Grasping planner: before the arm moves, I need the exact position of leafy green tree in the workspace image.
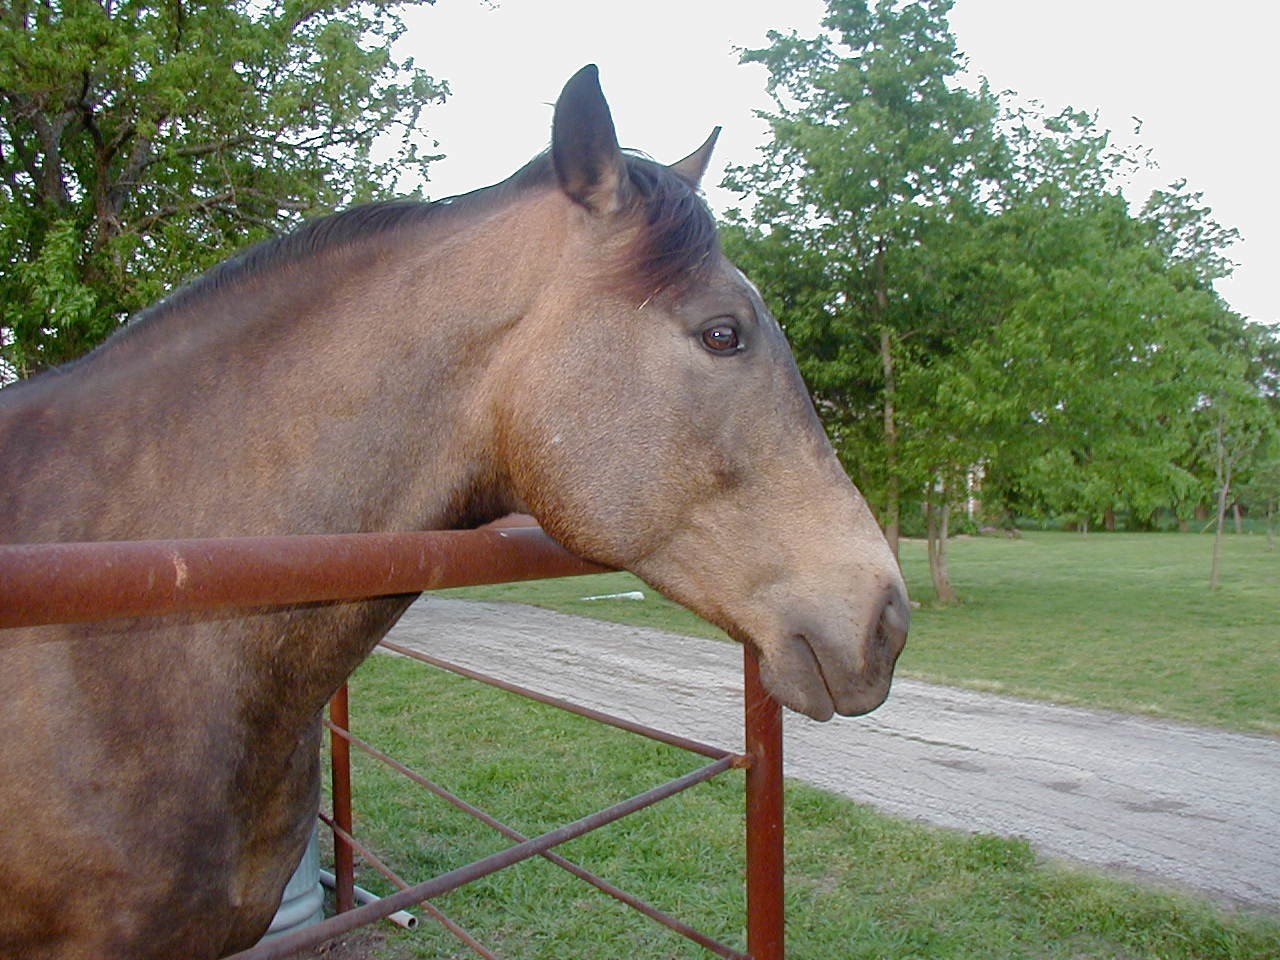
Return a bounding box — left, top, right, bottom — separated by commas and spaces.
726, 0, 1266, 605
1203, 389, 1272, 589
1187, 320, 1280, 584
723, 0, 1003, 566
945, 107, 1222, 529
1, 0, 445, 380
1235, 327, 1280, 549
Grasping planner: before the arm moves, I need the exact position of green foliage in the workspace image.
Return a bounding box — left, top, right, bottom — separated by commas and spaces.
0, 0, 446, 378
724, 0, 1003, 540
722, 0, 1279, 545
1142, 179, 1241, 288
1237, 432, 1280, 544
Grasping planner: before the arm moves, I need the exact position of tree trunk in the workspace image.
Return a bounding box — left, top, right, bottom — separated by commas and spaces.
1210, 482, 1229, 591
1104, 507, 1117, 532
870, 242, 900, 563
880, 327, 900, 561
1232, 501, 1243, 535
1267, 503, 1276, 551
926, 489, 958, 604
1210, 412, 1231, 591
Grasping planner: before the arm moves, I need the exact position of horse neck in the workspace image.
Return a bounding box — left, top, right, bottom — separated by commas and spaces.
1, 191, 572, 768
3, 191, 566, 544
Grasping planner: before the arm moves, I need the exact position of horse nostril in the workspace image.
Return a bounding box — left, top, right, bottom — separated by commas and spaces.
875, 584, 910, 658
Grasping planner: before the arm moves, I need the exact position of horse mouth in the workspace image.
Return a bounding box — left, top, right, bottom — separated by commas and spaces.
816, 632, 895, 719
754, 634, 888, 722
755, 593, 908, 721
808, 637, 842, 716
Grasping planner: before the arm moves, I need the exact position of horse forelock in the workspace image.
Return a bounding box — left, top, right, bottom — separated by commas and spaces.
618, 154, 719, 300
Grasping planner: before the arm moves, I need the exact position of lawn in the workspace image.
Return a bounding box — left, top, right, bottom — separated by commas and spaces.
313, 533, 1280, 957
895, 532, 1279, 733
438, 532, 1280, 734
323, 654, 1280, 960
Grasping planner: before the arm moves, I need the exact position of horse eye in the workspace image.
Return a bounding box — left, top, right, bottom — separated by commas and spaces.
701, 324, 740, 353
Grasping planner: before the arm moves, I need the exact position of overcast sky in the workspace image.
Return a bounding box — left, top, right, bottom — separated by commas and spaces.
395, 0, 1276, 326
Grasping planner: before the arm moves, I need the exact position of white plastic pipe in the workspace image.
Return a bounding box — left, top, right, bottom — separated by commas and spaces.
317, 870, 419, 930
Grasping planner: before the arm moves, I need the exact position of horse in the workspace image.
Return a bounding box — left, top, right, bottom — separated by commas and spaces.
0, 65, 909, 959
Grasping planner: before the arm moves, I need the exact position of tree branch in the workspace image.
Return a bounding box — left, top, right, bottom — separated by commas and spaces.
162, 134, 254, 161
29, 106, 75, 207
123, 186, 308, 236
0, 97, 44, 190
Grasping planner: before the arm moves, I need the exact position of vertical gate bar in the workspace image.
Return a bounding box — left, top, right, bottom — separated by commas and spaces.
329, 684, 356, 914
743, 645, 784, 960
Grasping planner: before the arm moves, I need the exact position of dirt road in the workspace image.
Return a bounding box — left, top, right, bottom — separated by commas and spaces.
386, 597, 1279, 913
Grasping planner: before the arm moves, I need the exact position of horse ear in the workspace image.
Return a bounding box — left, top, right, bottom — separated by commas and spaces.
552, 64, 628, 215
669, 127, 722, 187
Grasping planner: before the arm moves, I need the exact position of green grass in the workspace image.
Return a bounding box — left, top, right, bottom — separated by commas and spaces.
439, 532, 1280, 734
327, 654, 1280, 959
895, 533, 1279, 734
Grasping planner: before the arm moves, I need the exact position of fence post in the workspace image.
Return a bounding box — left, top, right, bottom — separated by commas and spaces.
329, 684, 356, 913
743, 646, 784, 960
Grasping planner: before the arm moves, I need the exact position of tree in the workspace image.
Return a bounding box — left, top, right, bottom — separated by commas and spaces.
1, 0, 445, 380
885, 103, 1257, 542
1234, 327, 1280, 549
1204, 390, 1271, 589
723, 0, 1003, 568
727, 0, 1265, 606
1191, 321, 1280, 586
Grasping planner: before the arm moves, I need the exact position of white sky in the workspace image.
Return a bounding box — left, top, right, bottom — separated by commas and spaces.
396, 0, 1277, 326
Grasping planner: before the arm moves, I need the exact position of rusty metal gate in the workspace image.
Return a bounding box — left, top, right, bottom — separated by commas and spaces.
0, 520, 785, 959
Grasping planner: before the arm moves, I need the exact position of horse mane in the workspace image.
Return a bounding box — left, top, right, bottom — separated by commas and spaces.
17, 149, 719, 385
128, 195, 484, 330
129, 150, 717, 321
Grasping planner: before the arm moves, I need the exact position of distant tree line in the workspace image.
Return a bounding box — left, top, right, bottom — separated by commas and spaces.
720, 0, 1280, 598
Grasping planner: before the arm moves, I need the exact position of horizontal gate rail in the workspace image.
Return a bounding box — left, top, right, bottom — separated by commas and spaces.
379, 638, 732, 760
0, 525, 608, 630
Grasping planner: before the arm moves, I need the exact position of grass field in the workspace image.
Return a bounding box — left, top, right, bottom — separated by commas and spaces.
438, 532, 1280, 734
319, 532, 1280, 958
326, 654, 1280, 959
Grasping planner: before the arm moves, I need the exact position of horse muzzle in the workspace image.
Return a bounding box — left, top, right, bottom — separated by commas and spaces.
758, 583, 910, 721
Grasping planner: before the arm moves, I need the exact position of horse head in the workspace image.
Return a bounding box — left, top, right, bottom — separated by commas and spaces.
493, 66, 909, 721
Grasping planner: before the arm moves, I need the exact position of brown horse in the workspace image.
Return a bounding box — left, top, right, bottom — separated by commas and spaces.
0, 66, 908, 958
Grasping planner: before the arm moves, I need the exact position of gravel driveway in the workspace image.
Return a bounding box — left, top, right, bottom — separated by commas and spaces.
385, 597, 1280, 913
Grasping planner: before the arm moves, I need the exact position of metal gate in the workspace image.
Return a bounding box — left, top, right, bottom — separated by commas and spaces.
0, 519, 785, 958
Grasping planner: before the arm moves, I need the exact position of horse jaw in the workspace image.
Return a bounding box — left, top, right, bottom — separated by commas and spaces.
631, 521, 910, 722
751, 582, 911, 721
